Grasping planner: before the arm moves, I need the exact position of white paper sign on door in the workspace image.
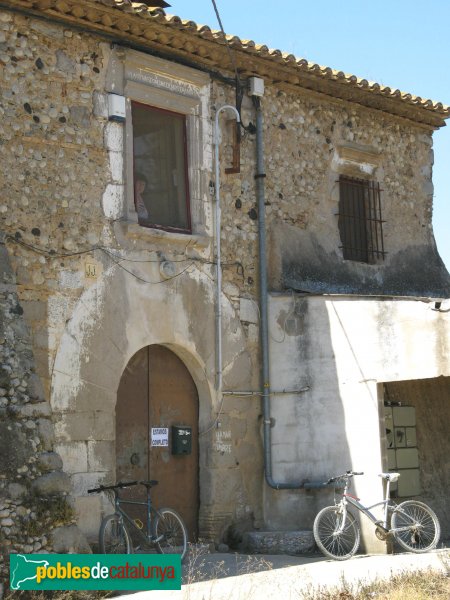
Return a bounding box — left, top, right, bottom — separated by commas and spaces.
151, 427, 169, 447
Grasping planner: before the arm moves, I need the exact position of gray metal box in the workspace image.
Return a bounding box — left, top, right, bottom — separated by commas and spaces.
392, 406, 416, 427
396, 447, 419, 469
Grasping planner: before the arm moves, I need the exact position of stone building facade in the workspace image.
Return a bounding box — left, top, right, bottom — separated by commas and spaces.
1, 0, 450, 571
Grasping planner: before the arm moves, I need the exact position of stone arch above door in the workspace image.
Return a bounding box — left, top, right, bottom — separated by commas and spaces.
49, 264, 249, 540
116, 344, 200, 540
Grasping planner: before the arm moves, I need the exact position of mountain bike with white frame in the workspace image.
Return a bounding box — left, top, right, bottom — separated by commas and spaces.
313, 471, 440, 560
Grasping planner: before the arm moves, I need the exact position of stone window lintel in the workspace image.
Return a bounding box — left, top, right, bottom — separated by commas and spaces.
105, 47, 211, 249
333, 143, 381, 178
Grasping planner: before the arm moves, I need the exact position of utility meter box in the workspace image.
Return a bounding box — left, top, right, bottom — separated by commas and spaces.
396, 448, 419, 469
248, 76, 265, 97
392, 406, 415, 427
171, 425, 192, 455
384, 404, 420, 497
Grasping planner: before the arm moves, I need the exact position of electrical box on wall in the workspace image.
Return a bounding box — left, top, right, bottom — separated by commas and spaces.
384, 405, 421, 497
108, 93, 126, 122
248, 76, 265, 97
171, 425, 192, 455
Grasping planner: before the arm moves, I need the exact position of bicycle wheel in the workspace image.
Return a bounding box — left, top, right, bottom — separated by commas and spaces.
153, 508, 188, 562
391, 500, 440, 553
313, 506, 360, 560
99, 514, 133, 554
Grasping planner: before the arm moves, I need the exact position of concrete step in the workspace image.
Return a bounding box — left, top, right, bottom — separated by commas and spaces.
241, 530, 315, 555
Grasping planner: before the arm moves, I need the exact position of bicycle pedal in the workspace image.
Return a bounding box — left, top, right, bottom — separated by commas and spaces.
134, 518, 144, 529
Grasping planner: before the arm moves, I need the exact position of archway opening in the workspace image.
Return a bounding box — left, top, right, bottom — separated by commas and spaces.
116, 344, 199, 540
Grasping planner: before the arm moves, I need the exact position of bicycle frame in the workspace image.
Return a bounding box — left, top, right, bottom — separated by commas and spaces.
335, 476, 395, 533
340, 495, 391, 531
314, 472, 440, 560
113, 487, 164, 546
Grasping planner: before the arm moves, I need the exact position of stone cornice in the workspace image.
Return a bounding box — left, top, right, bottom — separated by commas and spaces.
1, 0, 448, 129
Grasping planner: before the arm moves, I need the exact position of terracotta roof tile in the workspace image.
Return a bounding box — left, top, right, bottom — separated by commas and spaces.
6, 0, 448, 123
147, 7, 449, 120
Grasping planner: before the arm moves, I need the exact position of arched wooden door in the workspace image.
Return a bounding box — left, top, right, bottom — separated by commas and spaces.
116, 345, 199, 540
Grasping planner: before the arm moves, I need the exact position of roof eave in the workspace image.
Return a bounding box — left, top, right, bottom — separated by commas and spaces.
1, 0, 448, 128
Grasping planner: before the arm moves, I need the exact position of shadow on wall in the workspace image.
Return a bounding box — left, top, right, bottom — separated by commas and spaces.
269, 221, 450, 298
265, 294, 353, 532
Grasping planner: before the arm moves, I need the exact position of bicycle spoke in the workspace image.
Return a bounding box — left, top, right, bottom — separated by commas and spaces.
100, 514, 132, 554
153, 508, 188, 561
391, 501, 440, 553
314, 506, 360, 560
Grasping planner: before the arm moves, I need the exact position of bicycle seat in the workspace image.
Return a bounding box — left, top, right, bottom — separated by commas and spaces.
139, 480, 159, 488
379, 472, 400, 483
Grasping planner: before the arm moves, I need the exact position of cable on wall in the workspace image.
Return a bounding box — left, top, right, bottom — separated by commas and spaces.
210, 0, 254, 135
1, 234, 245, 286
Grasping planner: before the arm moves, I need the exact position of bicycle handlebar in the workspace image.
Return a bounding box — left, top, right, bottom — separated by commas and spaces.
88, 481, 138, 494
87, 480, 159, 494
326, 471, 364, 484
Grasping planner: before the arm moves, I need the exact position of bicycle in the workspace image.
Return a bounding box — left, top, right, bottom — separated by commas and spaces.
88, 480, 188, 562
313, 471, 440, 560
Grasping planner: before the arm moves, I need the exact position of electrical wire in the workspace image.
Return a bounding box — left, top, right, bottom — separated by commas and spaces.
199, 385, 311, 436
7, 233, 196, 285
103, 249, 195, 285
270, 288, 296, 344
6, 234, 101, 258
211, 0, 239, 78
210, 0, 254, 135
2, 234, 245, 285
4, 233, 242, 267
199, 393, 225, 436
101, 246, 242, 270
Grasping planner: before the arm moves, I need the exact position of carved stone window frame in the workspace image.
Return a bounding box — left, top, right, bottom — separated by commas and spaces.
329, 142, 386, 264
106, 47, 210, 245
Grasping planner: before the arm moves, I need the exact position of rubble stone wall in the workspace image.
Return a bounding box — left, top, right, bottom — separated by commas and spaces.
0, 8, 262, 549
215, 82, 441, 297
0, 240, 90, 582
0, 8, 115, 567
0, 3, 445, 561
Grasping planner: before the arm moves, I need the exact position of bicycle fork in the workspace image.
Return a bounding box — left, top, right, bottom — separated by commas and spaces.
334, 502, 348, 534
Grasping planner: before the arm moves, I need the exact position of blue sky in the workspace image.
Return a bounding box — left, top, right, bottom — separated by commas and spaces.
172, 0, 450, 270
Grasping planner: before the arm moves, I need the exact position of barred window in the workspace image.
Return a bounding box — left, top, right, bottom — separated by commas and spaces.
338, 176, 385, 263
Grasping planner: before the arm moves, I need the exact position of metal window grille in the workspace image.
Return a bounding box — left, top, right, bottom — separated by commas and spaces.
338, 176, 386, 263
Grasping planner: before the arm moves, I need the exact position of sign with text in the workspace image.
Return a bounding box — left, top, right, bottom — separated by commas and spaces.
10, 554, 181, 591
151, 427, 169, 447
